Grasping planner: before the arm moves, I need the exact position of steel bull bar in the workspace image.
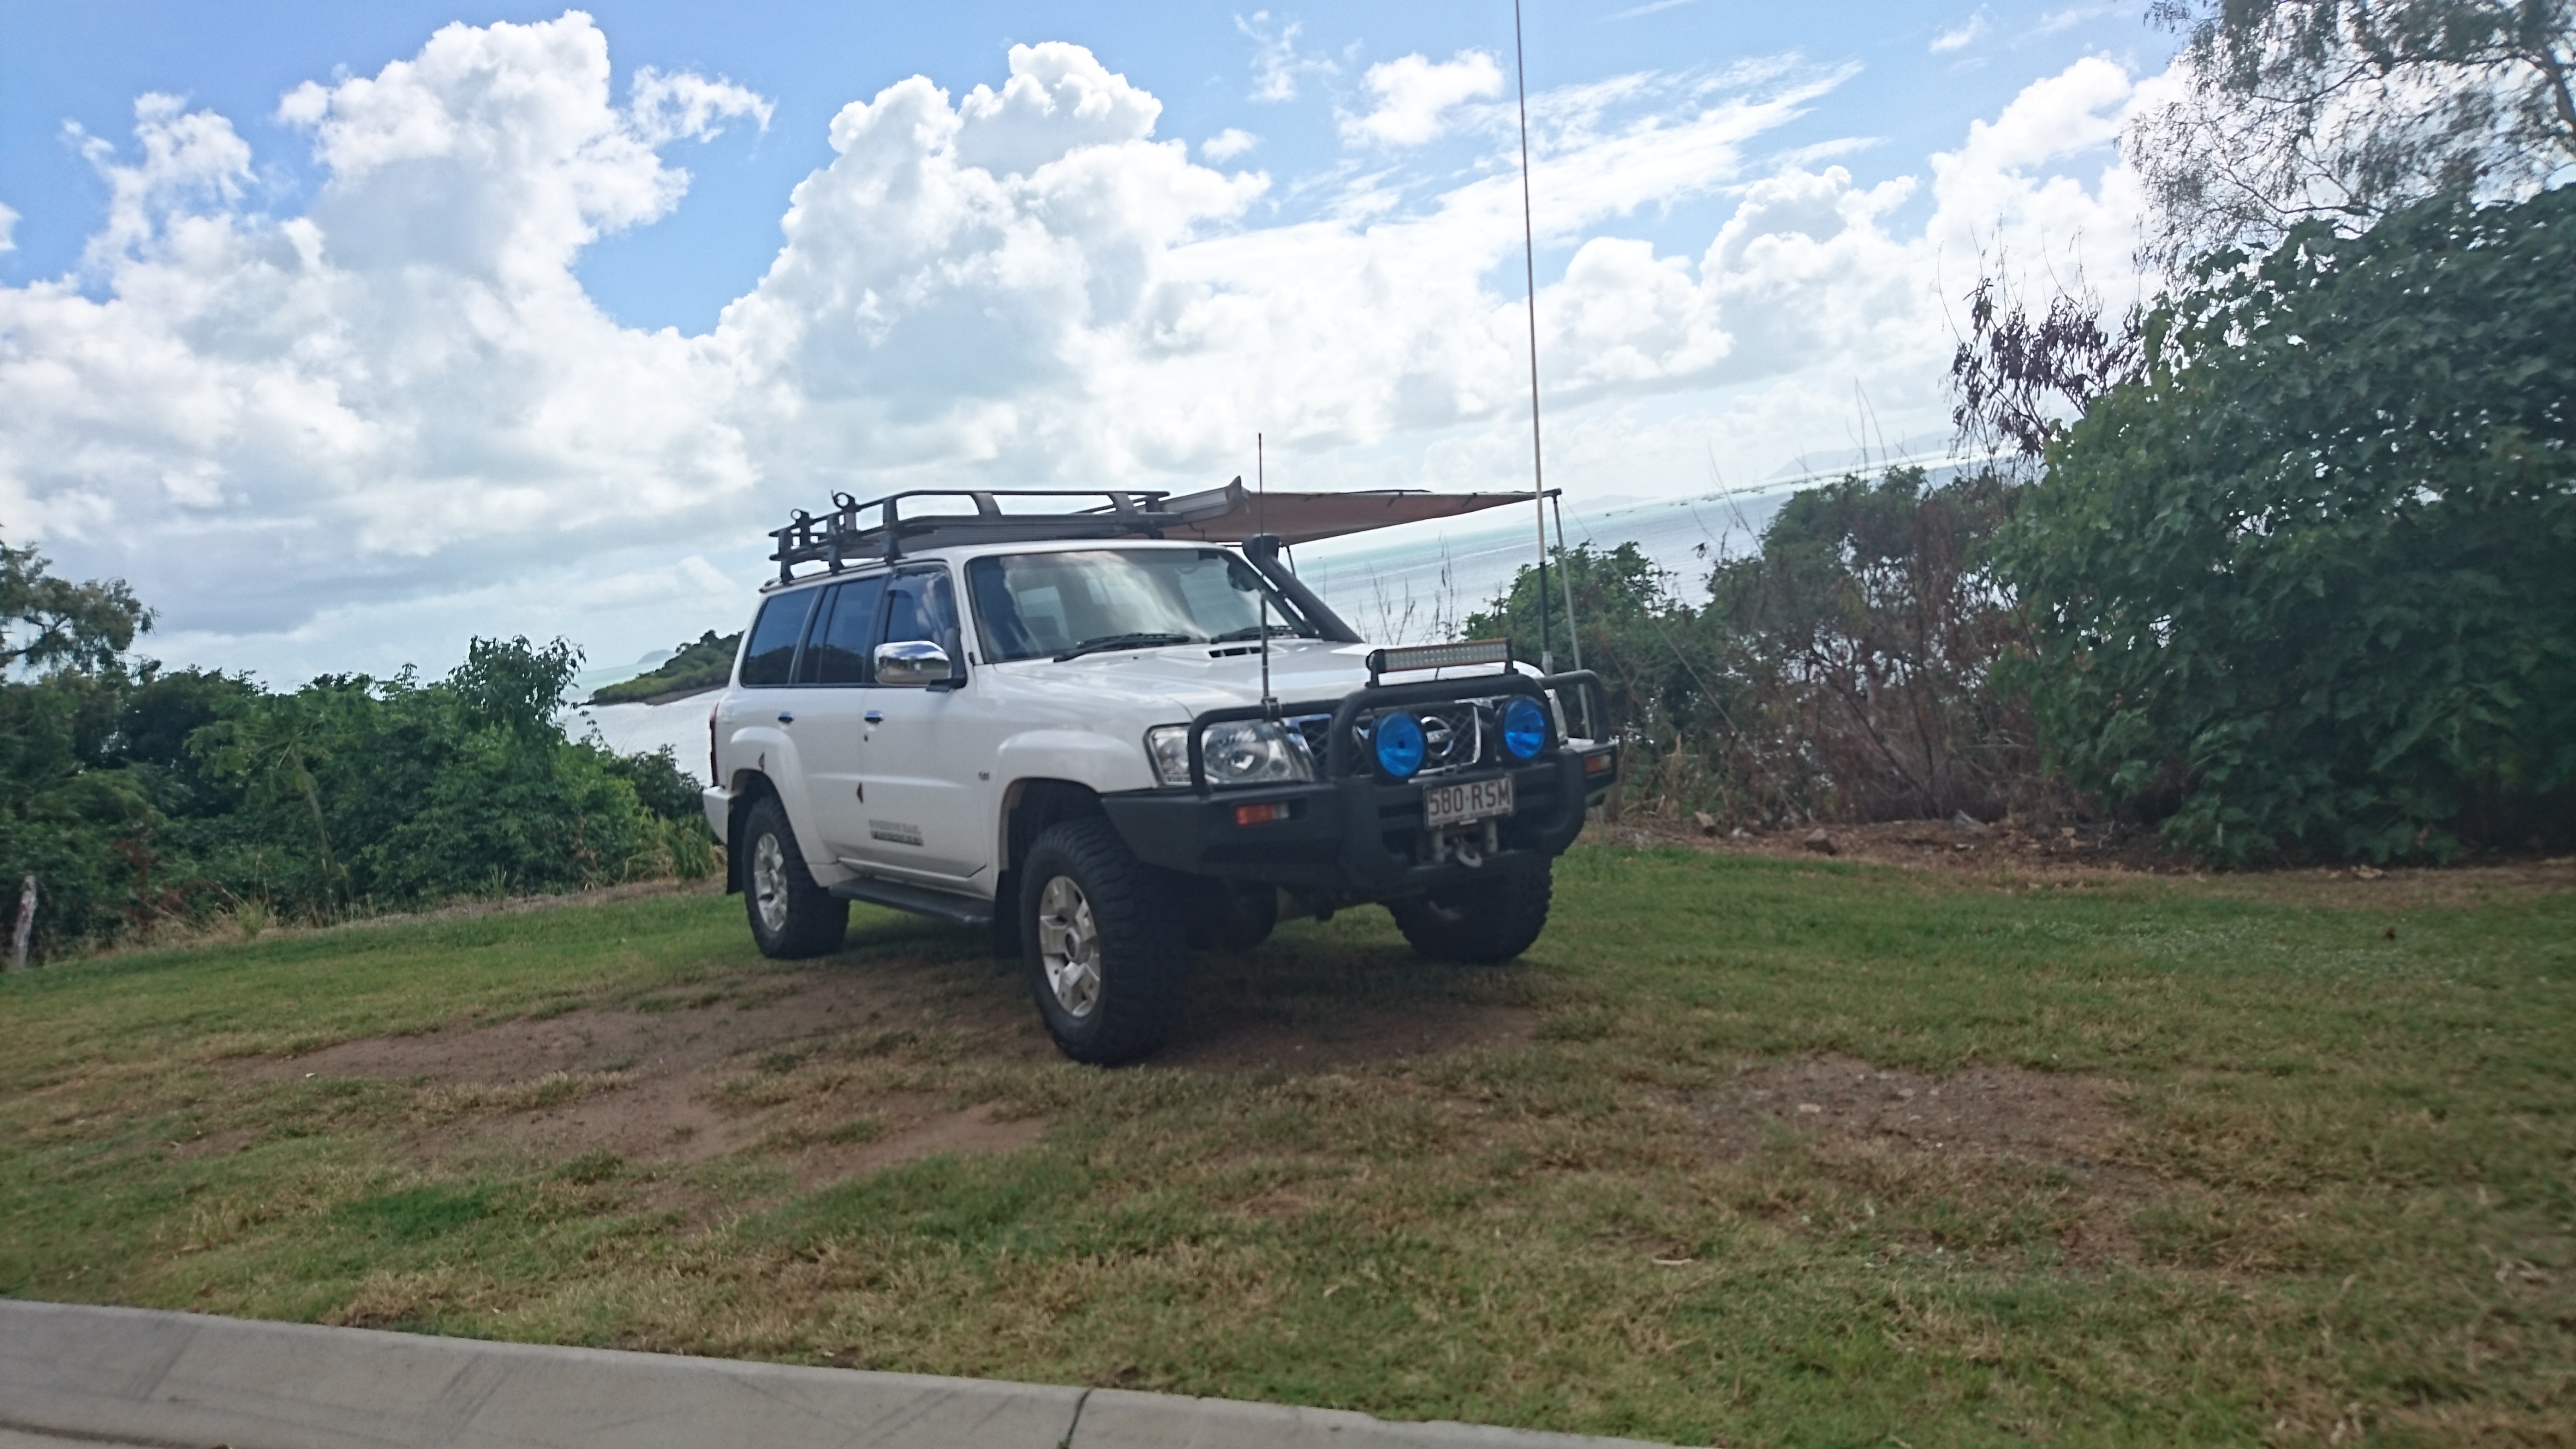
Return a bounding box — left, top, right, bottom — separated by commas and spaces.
1099, 669, 1618, 900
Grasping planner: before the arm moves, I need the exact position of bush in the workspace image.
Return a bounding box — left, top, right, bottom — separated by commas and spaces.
1, 537, 713, 960
2007, 189, 2576, 862
1468, 468, 2035, 827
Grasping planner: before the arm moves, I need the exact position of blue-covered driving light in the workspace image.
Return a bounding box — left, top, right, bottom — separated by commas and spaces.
1372, 712, 1427, 780
1500, 696, 1549, 760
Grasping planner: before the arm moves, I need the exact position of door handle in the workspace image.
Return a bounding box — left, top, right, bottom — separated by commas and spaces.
776, 711, 794, 724
864, 710, 883, 724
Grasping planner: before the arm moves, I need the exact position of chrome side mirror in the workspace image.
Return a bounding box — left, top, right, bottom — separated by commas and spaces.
873, 639, 953, 687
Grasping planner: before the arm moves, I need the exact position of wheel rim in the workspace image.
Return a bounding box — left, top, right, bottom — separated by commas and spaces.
751, 830, 791, 934
1035, 874, 1102, 1019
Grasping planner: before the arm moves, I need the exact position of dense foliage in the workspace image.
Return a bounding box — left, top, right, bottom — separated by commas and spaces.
2007, 188, 2576, 862
1469, 467, 2033, 828
586, 630, 742, 706
1, 546, 714, 961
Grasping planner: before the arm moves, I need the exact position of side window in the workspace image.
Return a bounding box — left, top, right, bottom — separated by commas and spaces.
738, 589, 818, 688
883, 570, 958, 650
798, 575, 887, 684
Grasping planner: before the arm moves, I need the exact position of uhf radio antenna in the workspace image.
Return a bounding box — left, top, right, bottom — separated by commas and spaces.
1258, 431, 1275, 717
1513, 0, 1552, 673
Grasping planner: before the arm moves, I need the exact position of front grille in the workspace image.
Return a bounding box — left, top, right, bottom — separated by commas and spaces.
1276, 694, 1548, 779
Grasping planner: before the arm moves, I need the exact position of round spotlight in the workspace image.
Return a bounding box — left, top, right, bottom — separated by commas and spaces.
1500, 696, 1549, 760
1372, 712, 1427, 780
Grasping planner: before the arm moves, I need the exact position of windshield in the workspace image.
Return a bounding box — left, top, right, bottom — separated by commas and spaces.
966, 549, 1318, 663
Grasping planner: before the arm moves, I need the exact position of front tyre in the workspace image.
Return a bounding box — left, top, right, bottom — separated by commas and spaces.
741, 795, 847, 959
1020, 818, 1185, 1065
1387, 864, 1552, 964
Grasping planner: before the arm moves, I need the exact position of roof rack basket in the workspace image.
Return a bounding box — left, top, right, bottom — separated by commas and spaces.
764, 480, 1540, 586
768, 488, 1186, 583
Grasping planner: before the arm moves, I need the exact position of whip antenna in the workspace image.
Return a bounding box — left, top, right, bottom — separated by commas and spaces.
1258, 431, 1275, 717
1513, 0, 1552, 673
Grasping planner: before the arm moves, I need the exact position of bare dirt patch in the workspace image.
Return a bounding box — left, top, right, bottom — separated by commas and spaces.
248, 965, 1051, 1186
244, 945, 1528, 1190
1699, 1054, 2127, 1163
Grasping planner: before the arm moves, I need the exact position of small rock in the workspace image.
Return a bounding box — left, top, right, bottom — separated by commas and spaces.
2355, 865, 2385, 880
1795, 1102, 1823, 1114
2059, 826, 2078, 840
1692, 810, 1717, 836
1731, 826, 1751, 840
1803, 829, 1837, 855
1951, 809, 1989, 833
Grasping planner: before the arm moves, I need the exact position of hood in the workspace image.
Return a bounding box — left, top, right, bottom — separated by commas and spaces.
980, 639, 1528, 718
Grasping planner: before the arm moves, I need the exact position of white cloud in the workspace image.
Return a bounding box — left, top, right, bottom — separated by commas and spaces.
1931, 13, 1988, 52
1342, 50, 1507, 148
1201, 127, 1258, 162
1237, 12, 1330, 103
0, 15, 2164, 679
0, 202, 17, 253
628, 65, 772, 146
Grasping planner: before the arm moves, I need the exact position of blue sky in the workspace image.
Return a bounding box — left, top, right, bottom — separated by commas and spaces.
0, 1, 2176, 682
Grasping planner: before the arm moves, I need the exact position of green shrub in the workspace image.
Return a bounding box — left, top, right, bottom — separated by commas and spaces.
2006, 189, 2576, 862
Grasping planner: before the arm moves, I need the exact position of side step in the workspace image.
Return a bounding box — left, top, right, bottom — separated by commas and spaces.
830, 875, 994, 928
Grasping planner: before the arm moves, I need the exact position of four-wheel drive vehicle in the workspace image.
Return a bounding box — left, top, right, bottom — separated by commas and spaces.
703, 485, 1617, 1063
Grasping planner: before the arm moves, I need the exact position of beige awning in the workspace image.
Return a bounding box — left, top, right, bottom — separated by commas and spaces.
1149, 478, 1536, 545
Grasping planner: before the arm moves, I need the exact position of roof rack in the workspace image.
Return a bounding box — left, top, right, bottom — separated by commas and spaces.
767, 480, 1540, 585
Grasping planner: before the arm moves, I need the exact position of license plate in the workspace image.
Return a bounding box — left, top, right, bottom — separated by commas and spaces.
1424, 775, 1514, 829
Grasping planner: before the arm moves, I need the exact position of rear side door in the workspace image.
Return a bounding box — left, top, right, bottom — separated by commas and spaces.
788, 573, 888, 860
720, 587, 826, 863
851, 567, 991, 883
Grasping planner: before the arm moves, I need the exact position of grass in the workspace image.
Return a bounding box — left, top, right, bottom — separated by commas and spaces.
1, 848, 2571, 1446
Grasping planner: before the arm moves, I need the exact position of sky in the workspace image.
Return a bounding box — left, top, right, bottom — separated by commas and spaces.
0, 1, 2180, 684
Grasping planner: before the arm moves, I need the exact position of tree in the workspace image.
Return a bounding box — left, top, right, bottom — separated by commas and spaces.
2006, 189, 2576, 862
2131, 0, 2576, 274
1, 536, 150, 675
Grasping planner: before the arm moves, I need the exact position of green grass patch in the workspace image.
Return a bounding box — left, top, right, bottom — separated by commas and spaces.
1, 853, 2570, 1446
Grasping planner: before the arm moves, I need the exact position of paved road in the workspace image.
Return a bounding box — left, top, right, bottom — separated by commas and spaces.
3, 1299, 1666, 1449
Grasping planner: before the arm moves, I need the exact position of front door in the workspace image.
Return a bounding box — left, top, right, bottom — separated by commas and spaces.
852, 567, 990, 883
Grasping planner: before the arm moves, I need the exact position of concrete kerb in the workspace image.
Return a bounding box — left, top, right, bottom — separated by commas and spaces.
0, 1300, 1668, 1449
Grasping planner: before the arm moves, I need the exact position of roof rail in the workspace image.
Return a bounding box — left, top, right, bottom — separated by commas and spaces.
765, 480, 1539, 585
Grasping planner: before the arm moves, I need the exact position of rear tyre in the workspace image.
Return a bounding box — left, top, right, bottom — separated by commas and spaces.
741, 795, 847, 959
1185, 879, 1279, 952
1388, 864, 1552, 964
1020, 818, 1185, 1065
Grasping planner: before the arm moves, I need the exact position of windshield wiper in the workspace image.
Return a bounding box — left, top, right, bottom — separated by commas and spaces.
1054, 631, 1195, 662
1210, 623, 1307, 643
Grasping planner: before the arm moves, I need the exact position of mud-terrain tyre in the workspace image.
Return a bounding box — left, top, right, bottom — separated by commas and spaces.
1388, 864, 1552, 964
741, 795, 847, 959
1185, 878, 1278, 952
1020, 818, 1186, 1064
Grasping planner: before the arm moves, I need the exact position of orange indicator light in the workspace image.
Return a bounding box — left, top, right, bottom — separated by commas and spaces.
1234, 802, 1286, 826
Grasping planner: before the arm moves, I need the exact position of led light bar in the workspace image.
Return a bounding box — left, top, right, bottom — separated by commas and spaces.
1364, 639, 1513, 678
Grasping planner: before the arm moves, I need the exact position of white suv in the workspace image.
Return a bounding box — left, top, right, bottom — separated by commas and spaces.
703, 488, 1617, 1063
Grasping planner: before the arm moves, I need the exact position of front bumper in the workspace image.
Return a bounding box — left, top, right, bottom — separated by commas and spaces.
1099, 741, 1616, 901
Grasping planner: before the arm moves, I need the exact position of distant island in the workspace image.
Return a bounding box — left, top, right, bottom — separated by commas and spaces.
586, 630, 741, 706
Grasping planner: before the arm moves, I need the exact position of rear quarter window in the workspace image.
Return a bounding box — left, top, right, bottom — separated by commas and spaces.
739, 589, 818, 687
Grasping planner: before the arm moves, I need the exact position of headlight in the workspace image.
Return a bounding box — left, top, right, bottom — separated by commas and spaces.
1147, 720, 1314, 787
1500, 696, 1549, 759
1204, 719, 1313, 785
